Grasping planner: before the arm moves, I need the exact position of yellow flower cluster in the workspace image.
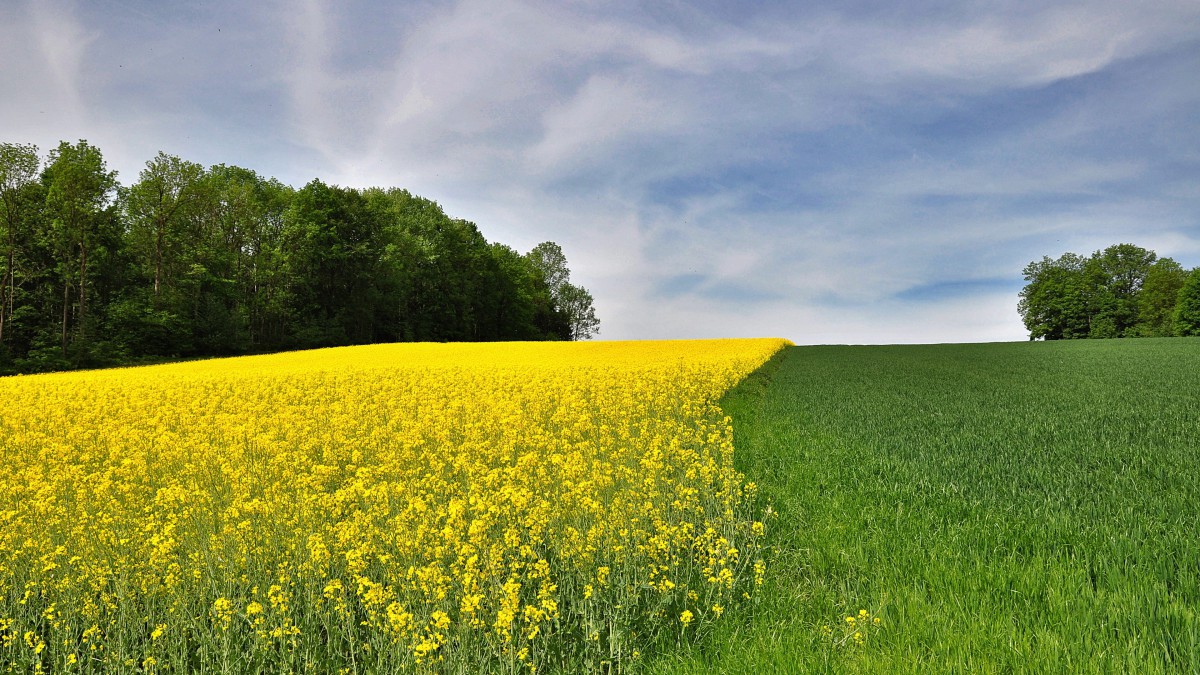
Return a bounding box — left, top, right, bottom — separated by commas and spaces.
0, 338, 788, 672
820, 608, 885, 650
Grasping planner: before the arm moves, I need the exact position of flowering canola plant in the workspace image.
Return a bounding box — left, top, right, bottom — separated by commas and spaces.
0, 338, 789, 672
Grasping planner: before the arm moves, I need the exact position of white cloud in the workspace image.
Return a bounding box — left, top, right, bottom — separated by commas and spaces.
2, 0, 1197, 343
599, 287, 1027, 345
0, 0, 94, 145
527, 74, 684, 172
29, 0, 93, 125
829, 1, 1200, 89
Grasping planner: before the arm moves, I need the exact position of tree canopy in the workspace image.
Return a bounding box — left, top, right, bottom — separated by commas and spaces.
1175, 268, 1200, 336
1018, 243, 1198, 340
526, 241, 600, 340
0, 140, 599, 373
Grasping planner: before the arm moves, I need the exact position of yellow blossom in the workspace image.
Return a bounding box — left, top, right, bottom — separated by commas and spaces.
0, 338, 788, 670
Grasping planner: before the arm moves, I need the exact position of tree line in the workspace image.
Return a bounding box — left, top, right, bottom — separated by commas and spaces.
0, 140, 599, 373
1018, 243, 1200, 340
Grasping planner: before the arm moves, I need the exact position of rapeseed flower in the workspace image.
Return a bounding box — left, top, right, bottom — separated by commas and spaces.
0, 338, 788, 671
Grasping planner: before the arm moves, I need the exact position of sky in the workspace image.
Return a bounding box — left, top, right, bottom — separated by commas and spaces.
2, 0, 1198, 344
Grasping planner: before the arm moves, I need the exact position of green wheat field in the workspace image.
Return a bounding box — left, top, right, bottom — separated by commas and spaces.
652, 338, 1200, 674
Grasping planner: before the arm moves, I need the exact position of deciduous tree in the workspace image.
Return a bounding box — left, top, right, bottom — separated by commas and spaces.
124, 152, 207, 301
1086, 243, 1156, 338
1018, 253, 1092, 340
0, 138, 597, 372
43, 140, 117, 353
526, 241, 600, 340
0, 143, 39, 346
1135, 258, 1187, 337
1175, 268, 1200, 336
559, 282, 600, 340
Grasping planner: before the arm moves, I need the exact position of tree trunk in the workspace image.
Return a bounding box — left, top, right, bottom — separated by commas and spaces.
154, 217, 164, 301
61, 279, 69, 354
0, 233, 14, 345
0, 253, 9, 346
5, 268, 10, 344
78, 241, 87, 344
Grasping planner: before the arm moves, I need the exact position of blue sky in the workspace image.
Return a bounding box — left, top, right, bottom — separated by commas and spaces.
2, 0, 1198, 343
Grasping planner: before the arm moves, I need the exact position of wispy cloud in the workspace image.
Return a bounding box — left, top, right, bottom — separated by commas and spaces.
2, 0, 1198, 343
0, 0, 94, 142
29, 0, 93, 126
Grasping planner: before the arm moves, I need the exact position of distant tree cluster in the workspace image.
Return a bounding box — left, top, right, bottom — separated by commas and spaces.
1019, 243, 1200, 340
0, 140, 599, 373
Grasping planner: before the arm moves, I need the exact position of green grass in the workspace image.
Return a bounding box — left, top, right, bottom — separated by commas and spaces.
649, 338, 1200, 673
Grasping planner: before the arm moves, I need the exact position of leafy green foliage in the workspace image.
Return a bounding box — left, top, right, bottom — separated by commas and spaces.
650, 339, 1200, 673
1175, 268, 1200, 336
42, 140, 119, 353
558, 282, 600, 341
1019, 243, 1195, 340
1018, 252, 1092, 339
0, 140, 600, 373
526, 241, 598, 341
1086, 242, 1157, 335
1137, 258, 1188, 336
0, 142, 42, 352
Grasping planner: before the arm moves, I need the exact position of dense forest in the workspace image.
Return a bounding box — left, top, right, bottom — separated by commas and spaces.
0, 140, 599, 374
1018, 243, 1200, 340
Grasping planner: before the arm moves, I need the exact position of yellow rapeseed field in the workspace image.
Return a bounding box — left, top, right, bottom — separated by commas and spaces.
0, 338, 789, 673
